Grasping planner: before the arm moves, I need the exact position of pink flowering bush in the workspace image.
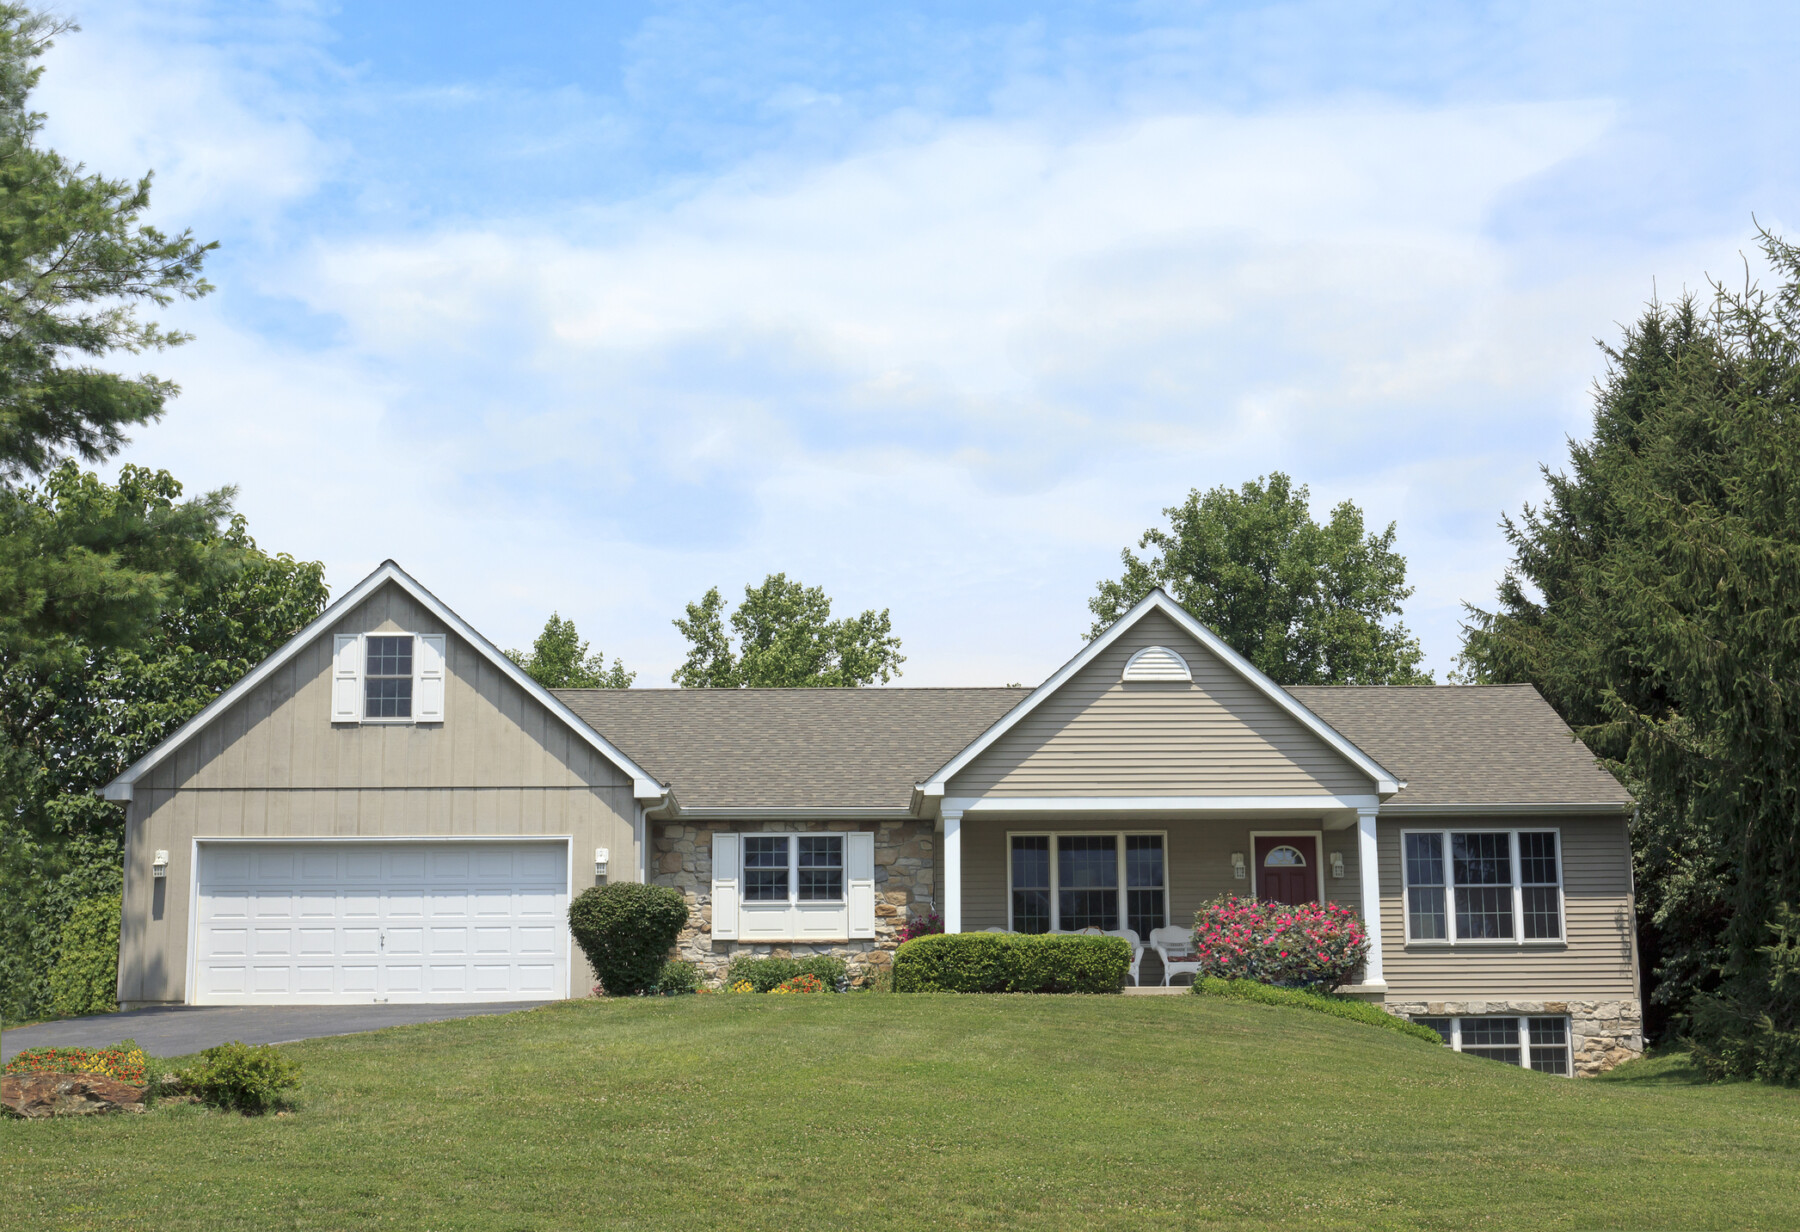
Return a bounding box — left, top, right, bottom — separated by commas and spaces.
1191, 896, 1369, 990
897, 912, 944, 943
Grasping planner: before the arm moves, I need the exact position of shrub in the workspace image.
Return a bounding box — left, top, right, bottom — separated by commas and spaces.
770, 973, 828, 994
1191, 896, 1369, 990
4, 1039, 148, 1085
897, 912, 943, 943
568, 882, 691, 996
1192, 977, 1446, 1044
725, 954, 848, 992
892, 933, 1130, 994
179, 1041, 301, 1113
46, 893, 120, 1018
654, 959, 702, 996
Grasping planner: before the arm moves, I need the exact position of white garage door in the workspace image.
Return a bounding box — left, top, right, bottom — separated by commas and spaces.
194, 841, 570, 1005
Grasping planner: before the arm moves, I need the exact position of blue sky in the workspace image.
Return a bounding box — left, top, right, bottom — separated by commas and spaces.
43, 1, 1800, 684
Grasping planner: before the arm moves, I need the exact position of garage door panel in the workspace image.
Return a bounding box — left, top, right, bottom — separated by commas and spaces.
195, 841, 568, 1005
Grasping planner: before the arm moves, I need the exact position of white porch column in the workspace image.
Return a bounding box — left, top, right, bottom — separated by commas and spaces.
942, 810, 963, 933
1356, 806, 1385, 989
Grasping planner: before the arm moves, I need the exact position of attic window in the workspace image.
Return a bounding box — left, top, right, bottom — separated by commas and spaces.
1121, 645, 1192, 682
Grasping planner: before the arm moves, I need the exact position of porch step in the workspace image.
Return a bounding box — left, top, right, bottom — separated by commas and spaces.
1124, 985, 1190, 996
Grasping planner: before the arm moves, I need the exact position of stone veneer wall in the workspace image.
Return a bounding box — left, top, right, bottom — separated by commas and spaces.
650, 819, 935, 986
1386, 998, 1644, 1076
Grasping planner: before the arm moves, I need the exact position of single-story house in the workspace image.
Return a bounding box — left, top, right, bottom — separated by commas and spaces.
105, 561, 1644, 1074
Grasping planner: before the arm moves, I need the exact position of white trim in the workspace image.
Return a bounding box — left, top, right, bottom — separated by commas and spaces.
943, 811, 963, 934
942, 794, 1379, 815
1399, 826, 1566, 946
1248, 830, 1326, 905
102, 560, 667, 804
1380, 802, 1632, 815
1003, 829, 1170, 935
184, 834, 575, 1005
919, 589, 1402, 796
672, 807, 913, 820
1356, 807, 1384, 988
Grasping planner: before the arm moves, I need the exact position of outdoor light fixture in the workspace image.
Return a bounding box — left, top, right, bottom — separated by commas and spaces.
152, 850, 169, 878
1330, 851, 1346, 879
595, 847, 609, 876
1230, 851, 1246, 880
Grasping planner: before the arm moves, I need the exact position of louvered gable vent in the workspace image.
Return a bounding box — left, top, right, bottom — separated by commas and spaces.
1121, 645, 1192, 682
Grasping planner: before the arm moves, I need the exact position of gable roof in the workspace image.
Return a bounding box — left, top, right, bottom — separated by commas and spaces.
556, 687, 1028, 813
102, 560, 666, 803
1290, 683, 1632, 810
917, 589, 1404, 797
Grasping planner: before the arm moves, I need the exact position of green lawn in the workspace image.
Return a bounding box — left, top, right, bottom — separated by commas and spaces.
6, 994, 1799, 1231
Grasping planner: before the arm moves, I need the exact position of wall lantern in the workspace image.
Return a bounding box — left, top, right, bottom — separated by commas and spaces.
1329, 851, 1346, 879
152, 850, 169, 879
1230, 852, 1246, 880
594, 847, 610, 876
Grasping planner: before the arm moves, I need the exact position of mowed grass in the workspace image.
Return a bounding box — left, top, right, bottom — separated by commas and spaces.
5, 995, 1799, 1231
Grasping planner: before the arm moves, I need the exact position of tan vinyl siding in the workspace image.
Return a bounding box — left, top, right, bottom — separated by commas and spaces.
117, 580, 638, 1005
1378, 815, 1638, 1000
960, 816, 1363, 932
946, 610, 1376, 798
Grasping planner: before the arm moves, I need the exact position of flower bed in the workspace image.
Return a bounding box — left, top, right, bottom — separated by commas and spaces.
1191, 896, 1369, 991
4, 1041, 149, 1086
769, 973, 829, 994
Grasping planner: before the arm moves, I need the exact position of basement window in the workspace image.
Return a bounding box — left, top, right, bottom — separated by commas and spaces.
1412, 1015, 1571, 1076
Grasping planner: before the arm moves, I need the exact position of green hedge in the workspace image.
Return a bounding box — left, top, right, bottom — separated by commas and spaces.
47, 893, 120, 1018
1191, 977, 1446, 1044
892, 933, 1130, 993
726, 955, 847, 992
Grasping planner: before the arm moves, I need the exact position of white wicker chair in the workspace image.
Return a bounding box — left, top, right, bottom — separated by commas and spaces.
1150, 925, 1201, 987
1105, 927, 1144, 985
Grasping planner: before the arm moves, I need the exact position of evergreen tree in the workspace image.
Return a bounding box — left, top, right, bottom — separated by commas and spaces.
1461, 228, 1800, 1080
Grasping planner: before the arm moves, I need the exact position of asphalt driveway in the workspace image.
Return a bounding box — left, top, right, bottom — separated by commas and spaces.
1, 1001, 552, 1063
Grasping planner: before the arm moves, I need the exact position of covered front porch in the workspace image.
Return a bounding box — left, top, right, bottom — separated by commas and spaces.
936, 801, 1387, 990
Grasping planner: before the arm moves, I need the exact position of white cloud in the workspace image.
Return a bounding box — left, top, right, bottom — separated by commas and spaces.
48, 7, 1763, 687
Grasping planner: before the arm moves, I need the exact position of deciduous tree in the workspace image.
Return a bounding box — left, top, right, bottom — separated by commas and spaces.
507, 613, 634, 689
673, 574, 903, 688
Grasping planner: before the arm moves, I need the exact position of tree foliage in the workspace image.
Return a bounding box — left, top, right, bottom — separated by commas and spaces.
672, 573, 904, 688
507, 613, 633, 689
1460, 228, 1800, 1080
1090, 473, 1430, 685
0, 7, 214, 481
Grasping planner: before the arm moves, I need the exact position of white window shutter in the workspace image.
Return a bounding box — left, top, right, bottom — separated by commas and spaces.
415, 634, 446, 722
331, 634, 362, 723
847, 830, 876, 939
712, 832, 740, 941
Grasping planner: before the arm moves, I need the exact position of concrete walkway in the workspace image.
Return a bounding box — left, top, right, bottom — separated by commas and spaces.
2, 1002, 551, 1063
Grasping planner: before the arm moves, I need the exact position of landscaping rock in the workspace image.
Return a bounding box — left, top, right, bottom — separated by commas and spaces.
2, 1072, 147, 1118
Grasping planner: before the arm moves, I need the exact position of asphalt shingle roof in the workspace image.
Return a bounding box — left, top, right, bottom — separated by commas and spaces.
555, 682, 1631, 812
554, 687, 1029, 810
1289, 683, 1632, 808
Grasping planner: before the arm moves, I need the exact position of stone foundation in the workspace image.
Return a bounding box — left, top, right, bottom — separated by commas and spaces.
1385, 998, 1644, 1076
650, 819, 935, 986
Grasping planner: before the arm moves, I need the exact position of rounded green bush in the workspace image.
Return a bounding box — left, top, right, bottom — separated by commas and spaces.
568, 882, 691, 996
180, 1040, 301, 1113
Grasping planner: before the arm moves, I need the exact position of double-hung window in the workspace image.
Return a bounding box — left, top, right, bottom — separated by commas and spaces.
364, 635, 414, 719
1008, 833, 1167, 936
1403, 829, 1563, 943
744, 835, 843, 903
331, 632, 446, 724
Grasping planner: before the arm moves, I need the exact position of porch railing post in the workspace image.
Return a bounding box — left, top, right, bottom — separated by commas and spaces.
1356, 806, 1385, 989
942, 809, 963, 933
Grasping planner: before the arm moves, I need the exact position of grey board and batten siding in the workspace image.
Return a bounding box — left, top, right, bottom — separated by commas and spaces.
119, 579, 639, 1005
958, 817, 1361, 931
1376, 815, 1638, 1000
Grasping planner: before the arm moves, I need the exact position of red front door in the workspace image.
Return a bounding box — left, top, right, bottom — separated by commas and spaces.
1255, 836, 1318, 906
